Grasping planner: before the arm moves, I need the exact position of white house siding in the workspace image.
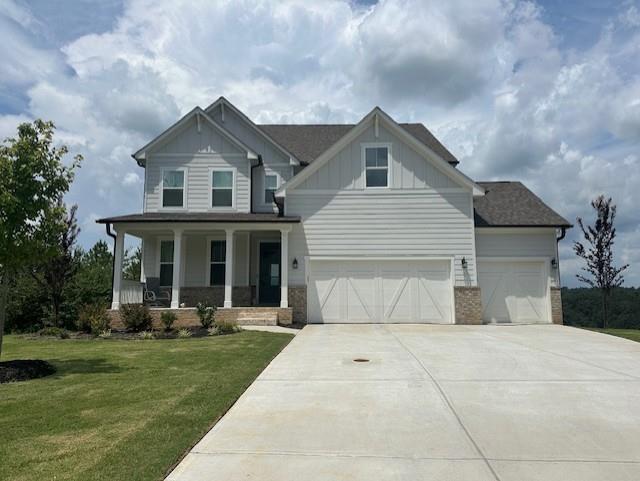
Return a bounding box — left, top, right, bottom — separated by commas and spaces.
286, 191, 476, 287
141, 232, 249, 287
143, 116, 250, 212
475, 229, 560, 286
296, 123, 458, 191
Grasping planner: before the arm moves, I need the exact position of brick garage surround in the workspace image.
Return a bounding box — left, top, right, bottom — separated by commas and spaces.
289, 286, 307, 324
550, 287, 563, 325
454, 286, 483, 325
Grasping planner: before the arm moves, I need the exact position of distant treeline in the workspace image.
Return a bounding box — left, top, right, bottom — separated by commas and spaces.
562, 287, 640, 329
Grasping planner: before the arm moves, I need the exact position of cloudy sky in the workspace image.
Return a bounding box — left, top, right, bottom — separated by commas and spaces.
1, 0, 639, 287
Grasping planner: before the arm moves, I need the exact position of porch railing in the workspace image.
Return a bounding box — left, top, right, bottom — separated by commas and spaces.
120, 279, 144, 304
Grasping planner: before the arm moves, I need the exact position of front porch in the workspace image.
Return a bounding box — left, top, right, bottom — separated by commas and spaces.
102, 214, 305, 325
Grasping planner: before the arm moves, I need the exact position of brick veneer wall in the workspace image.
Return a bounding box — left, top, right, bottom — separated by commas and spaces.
289, 286, 307, 324
179, 286, 251, 307
108, 308, 201, 329
454, 287, 483, 325
550, 287, 563, 324
215, 307, 292, 325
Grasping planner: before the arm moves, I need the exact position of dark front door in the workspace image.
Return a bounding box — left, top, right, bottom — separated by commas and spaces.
259, 242, 281, 305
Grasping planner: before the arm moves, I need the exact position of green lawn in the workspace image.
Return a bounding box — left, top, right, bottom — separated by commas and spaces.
0, 331, 293, 481
587, 328, 640, 343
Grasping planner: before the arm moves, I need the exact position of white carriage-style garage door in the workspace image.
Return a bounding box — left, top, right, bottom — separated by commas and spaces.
307, 259, 453, 324
477, 259, 551, 324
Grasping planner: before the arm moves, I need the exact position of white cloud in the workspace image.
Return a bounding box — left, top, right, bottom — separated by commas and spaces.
0, 0, 638, 285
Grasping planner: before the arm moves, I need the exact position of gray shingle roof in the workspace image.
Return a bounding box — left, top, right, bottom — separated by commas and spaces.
258, 123, 459, 166
96, 212, 300, 224
474, 182, 572, 228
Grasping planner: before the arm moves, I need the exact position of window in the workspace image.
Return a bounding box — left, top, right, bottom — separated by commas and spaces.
162, 169, 185, 207
264, 174, 278, 204
209, 240, 226, 285
211, 170, 234, 207
159, 240, 174, 287
364, 146, 389, 188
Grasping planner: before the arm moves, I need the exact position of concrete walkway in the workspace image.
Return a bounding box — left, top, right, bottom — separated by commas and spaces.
166, 324, 640, 481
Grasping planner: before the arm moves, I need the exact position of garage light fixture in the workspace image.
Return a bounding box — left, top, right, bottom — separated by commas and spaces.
292, 257, 298, 270
551, 258, 557, 269
461, 257, 468, 269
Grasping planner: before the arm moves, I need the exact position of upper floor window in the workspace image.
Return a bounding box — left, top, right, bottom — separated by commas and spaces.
209, 240, 226, 286
264, 174, 278, 204
211, 169, 234, 208
159, 240, 174, 287
162, 169, 185, 207
364, 146, 389, 188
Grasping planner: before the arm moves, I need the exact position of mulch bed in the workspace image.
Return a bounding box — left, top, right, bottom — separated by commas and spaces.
0, 360, 56, 384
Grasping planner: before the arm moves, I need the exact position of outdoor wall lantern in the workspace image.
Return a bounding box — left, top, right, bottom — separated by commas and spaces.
292, 258, 299, 270
551, 258, 558, 269
461, 257, 468, 269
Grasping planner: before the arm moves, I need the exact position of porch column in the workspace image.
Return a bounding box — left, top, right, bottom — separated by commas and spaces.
171, 229, 183, 309
224, 228, 235, 308
111, 229, 125, 310
280, 228, 289, 308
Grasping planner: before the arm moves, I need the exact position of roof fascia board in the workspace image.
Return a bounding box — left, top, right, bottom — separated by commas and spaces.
132, 107, 257, 166
205, 97, 300, 165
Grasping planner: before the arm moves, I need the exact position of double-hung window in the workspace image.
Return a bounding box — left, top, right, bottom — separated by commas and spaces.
264, 174, 278, 204
162, 169, 185, 207
159, 240, 174, 287
211, 169, 234, 208
364, 146, 389, 188
209, 240, 226, 285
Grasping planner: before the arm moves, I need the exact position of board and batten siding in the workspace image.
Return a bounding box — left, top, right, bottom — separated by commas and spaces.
143, 115, 251, 212
475, 229, 560, 286
286, 191, 476, 287
296, 123, 458, 191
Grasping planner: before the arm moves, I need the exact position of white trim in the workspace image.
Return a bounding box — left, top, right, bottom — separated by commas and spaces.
133, 107, 258, 162
468, 195, 478, 286
362, 142, 392, 189
208, 167, 237, 211
475, 227, 558, 235
277, 107, 484, 196
150, 152, 247, 159
287, 187, 469, 196
204, 97, 300, 165
159, 167, 187, 210
224, 229, 235, 308
204, 234, 227, 286
261, 170, 281, 209
307, 255, 455, 262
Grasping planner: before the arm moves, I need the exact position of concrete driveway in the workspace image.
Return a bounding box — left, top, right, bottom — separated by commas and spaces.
167, 324, 640, 481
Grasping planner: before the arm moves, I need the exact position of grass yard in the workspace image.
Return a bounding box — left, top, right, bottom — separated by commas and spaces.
587, 328, 640, 343
0, 331, 293, 481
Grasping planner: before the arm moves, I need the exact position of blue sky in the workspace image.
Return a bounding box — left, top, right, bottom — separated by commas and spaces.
1, 0, 639, 287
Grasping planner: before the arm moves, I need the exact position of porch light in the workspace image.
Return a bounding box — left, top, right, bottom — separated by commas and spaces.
461, 257, 468, 269
551, 258, 558, 269
292, 258, 299, 270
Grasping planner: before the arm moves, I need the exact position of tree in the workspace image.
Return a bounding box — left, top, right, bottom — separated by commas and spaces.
574, 195, 629, 328
69, 240, 113, 308
0, 120, 81, 358
30, 203, 80, 327
123, 246, 142, 281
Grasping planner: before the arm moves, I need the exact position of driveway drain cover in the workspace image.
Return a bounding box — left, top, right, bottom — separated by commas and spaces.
353, 358, 370, 363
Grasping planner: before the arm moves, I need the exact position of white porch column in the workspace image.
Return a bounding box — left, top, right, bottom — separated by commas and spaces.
171, 229, 183, 309
280, 228, 289, 308
111, 229, 125, 310
224, 228, 235, 308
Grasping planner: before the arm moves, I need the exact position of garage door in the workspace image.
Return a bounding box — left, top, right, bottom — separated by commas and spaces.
477, 260, 550, 323
307, 259, 453, 324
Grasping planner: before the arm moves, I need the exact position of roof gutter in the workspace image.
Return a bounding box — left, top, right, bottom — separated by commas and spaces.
105, 222, 117, 306
556, 227, 567, 242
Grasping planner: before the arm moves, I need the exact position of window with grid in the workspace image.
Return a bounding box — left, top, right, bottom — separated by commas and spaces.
364, 147, 389, 188
162, 170, 185, 207
209, 240, 226, 286
159, 240, 174, 287
211, 170, 233, 207
264, 174, 278, 204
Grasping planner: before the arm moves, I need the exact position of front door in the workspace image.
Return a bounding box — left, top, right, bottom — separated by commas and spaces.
259, 242, 281, 305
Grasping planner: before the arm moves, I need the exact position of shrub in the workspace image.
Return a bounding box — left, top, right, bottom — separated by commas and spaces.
120, 304, 153, 332
196, 302, 216, 328
177, 328, 192, 339
39, 327, 70, 339
160, 311, 177, 331
77, 303, 111, 335
98, 329, 111, 339
209, 319, 242, 336
138, 330, 155, 340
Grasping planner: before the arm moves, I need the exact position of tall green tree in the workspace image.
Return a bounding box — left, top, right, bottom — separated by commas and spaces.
574, 195, 629, 328
0, 120, 81, 357
123, 246, 142, 281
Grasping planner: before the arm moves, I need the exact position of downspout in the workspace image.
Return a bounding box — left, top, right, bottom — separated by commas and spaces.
105, 222, 117, 305
555, 227, 567, 287
249, 154, 263, 214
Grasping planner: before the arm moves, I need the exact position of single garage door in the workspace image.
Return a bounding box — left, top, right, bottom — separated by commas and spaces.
477, 260, 550, 323
307, 259, 453, 324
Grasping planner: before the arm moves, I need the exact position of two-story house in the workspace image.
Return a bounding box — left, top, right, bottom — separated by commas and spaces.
98, 97, 571, 326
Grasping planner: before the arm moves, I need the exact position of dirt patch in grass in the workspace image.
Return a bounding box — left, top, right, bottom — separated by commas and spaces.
0, 359, 56, 384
